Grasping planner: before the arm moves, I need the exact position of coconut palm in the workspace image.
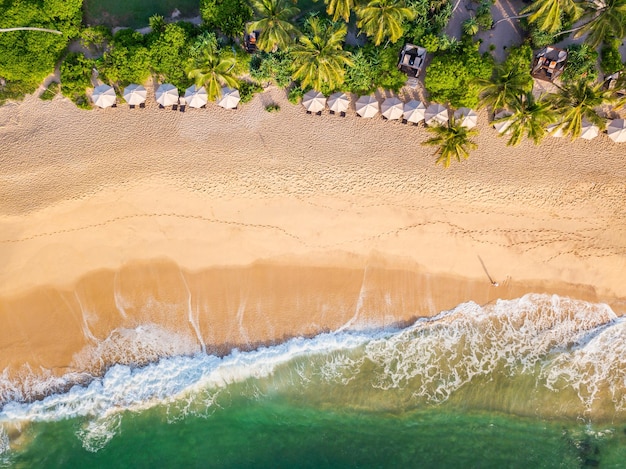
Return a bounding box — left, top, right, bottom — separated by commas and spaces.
462, 17, 480, 36
521, 0, 583, 33
249, 0, 300, 52
186, 48, 238, 101
573, 0, 626, 48
422, 117, 479, 168
291, 18, 353, 91
476, 64, 533, 112
355, 0, 416, 46
547, 80, 615, 138
325, 0, 355, 22
495, 93, 557, 146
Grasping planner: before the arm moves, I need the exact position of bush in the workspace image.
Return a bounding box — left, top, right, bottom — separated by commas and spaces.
526, 22, 557, 49
61, 52, 96, 109
201, 0, 253, 38
288, 86, 304, 104
562, 44, 598, 83
476, 1, 493, 30
405, 0, 452, 41
425, 39, 494, 108
344, 45, 406, 95
39, 83, 59, 101
600, 42, 624, 75
239, 80, 263, 103
80, 26, 112, 53
147, 23, 193, 89
98, 30, 151, 86
265, 103, 280, 112
250, 51, 293, 88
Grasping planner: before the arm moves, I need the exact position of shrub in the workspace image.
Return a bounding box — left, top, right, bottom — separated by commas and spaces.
239, 80, 263, 103
562, 44, 598, 83
600, 42, 624, 76
39, 83, 59, 101
250, 51, 293, 88
288, 86, 304, 104
147, 23, 192, 89
265, 103, 280, 112
201, 0, 253, 38
344, 45, 406, 95
61, 52, 96, 109
475, 1, 493, 30
98, 30, 151, 86
79, 26, 112, 53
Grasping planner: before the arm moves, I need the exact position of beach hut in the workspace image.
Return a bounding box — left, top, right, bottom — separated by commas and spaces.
327, 92, 349, 115
546, 123, 565, 137
493, 110, 513, 135
453, 108, 478, 129
302, 90, 326, 114
217, 87, 240, 109
123, 84, 146, 106
607, 119, 626, 143
424, 103, 448, 126
355, 95, 379, 118
156, 83, 179, 107
381, 97, 404, 120
184, 85, 208, 108
403, 100, 426, 124
92, 84, 116, 108
580, 120, 599, 140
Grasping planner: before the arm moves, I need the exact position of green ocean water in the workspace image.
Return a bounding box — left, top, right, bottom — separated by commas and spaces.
2, 294, 626, 467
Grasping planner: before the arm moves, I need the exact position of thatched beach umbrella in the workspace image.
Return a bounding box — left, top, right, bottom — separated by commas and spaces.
607, 119, 626, 143
184, 84, 208, 108
92, 84, 116, 108
453, 107, 478, 129
355, 95, 379, 118
403, 100, 426, 124
580, 120, 599, 140
424, 103, 448, 126
123, 84, 146, 105
217, 87, 240, 109
546, 123, 565, 137
493, 110, 513, 135
156, 83, 179, 107
381, 97, 404, 120
302, 90, 326, 113
327, 92, 349, 113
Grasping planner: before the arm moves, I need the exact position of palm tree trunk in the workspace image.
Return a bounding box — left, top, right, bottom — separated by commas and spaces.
0, 27, 62, 35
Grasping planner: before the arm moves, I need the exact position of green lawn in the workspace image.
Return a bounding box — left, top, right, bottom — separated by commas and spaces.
83, 0, 199, 29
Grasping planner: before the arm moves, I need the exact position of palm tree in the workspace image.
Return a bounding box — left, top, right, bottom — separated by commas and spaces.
422, 117, 479, 168
495, 93, 557, 146
476, 64, 533, 112
291, 18, 353, 91
325, 0, 355, 22
249, 0, 300, 52
462, 17, 480, 36
186, 48, 238, 101
521, 0, 583, 33
355, 0, 416, 46
547, 80, 615, 138
573, 0, 626, 48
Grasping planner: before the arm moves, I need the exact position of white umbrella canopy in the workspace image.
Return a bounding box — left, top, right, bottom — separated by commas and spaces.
184, 84, 208, 108
217, 87, 240, 109
607, 119, 626, 143
403, 100, 426, 124
327, 92, 349, 113
453, 107, 478, 129
156, 83, 179, 106
380, 97, 404, 120
302, 90, 326, 113
355, 95, 379, 118
493, 110, 513, 134
424, 103, 448, 126
92, 84, 116, 108
580, 120, 599, 140
546, 123, 565, 137
123, 84, 146, 105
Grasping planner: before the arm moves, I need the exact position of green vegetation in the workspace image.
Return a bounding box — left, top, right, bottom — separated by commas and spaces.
572, 0, 626, 48
201, 0, 252, 38
265, 103, 280, 111
60, 52, 95, 109
522, 0, 583, 34
600, 41, 624, 75
83, 0, 199, 29
422, 117, 479, 168
146, 22, 193, 89
495, 93, 556, 146
561, 44, 598, 84
250, 51, 293, 87
425, 39, 494, 108
40, 83, 60, 101
355, 0, 416, 46
325, 0, 355, 22
344, 46, 406, 95
248, 0, 300, 52
475, 0, 494, 31
239, 80, 263, 102
98, 29, 151, 86
185, 42, 238, 100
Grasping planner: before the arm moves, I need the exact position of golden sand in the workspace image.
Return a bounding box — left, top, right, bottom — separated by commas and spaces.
1, 87, 625, 381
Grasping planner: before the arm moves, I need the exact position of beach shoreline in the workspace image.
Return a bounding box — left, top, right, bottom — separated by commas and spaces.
1, 87, 625, 385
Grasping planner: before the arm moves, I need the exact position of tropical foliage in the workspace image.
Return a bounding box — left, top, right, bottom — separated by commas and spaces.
495, 93, 556, 146
561, 44, 598, 84
250, 51, 293, 87
201, 0, 253, 38
600, 40, 624, 75
355, 0, 416, 45
344, 45, 407, 94
98, 29, 151, 86
147, 23, 193, 89
325, 0, 356, 22
521, 0, 583, 33
422, 117, 479, 168
425, 40, 494, 108
186, 46, 238, 101
573, 0, 626, 48
249, 0, 300, 52
291, 18, 353, 92
547, 80, 615, 138
60, 52, 95, 109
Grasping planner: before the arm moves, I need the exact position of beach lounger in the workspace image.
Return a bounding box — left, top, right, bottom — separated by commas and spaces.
159, 104, 165, 109
139, 103, 145, 109
340, 111, 346, 117
329, 110, 335, 115
179, 105, 186, 113
172, 104, 178, 111
129, 104, 135, 110
401, 119, 408, 124
306, 110, 312, 115
111, 103, 117, 108
315, 111, 322, 116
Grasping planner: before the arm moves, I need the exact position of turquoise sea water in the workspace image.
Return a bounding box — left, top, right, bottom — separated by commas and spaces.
2, 294, 626, 467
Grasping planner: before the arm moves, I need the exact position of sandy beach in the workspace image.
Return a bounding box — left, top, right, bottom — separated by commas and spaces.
1, 86, 625, 386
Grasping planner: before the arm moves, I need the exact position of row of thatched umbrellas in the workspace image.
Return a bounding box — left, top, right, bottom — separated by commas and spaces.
91, 84, 241, 109
493, 110, 626, 142
301, 90, 478, 128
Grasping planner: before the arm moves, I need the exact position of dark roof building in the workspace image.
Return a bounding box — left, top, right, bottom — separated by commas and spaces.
531, 46, 568, 82
397, 44, 427, 78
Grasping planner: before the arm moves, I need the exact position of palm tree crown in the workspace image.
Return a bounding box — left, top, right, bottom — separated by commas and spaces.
291, 18, 353, 92
355, 0, 416, 46
522, 0, 583, 33
325, 0, 355, 22
476, 64, 533, 112
495, 93, 556, 146
547, 80, 615, 138
422, 117, 479, 168
249, 0, 300, 52
574, 0, 626, 48
186, 48, 238, 101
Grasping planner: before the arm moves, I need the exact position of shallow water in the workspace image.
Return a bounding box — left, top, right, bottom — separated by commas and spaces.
2, 294, 626, 467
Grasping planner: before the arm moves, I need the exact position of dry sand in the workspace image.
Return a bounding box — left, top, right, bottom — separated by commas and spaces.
1, 87, 625, 385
